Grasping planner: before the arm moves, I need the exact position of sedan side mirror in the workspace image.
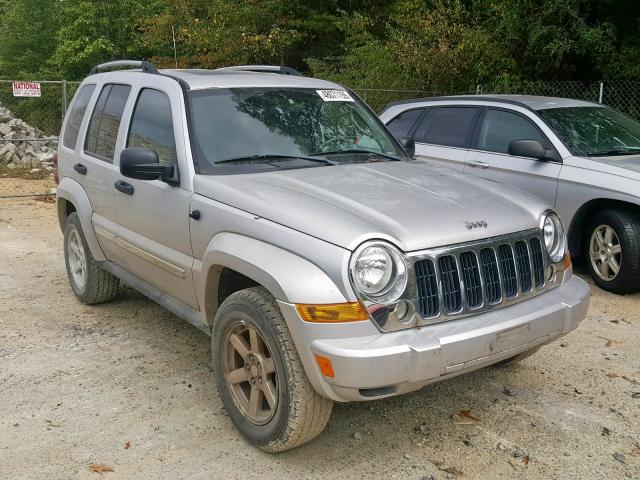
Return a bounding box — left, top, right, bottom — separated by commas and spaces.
508, 139, 548, 160
398, 136, 415, 158
120, 147, 174, 181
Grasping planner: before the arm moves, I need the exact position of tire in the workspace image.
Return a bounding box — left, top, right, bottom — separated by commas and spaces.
493, 346, 541, 367
63, 212, 120, 304
212, 287, 333, 452
584, 209, 640, 294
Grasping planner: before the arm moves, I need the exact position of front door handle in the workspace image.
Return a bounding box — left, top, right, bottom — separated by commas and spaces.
73, 163, 87, 175
115, 180, 134, 195
468, 160, 490, 169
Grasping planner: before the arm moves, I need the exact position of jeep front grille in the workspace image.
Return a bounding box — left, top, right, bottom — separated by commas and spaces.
411, 229, 549, 322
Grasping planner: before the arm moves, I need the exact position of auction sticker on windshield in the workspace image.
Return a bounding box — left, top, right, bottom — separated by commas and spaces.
317, 90, 354, 102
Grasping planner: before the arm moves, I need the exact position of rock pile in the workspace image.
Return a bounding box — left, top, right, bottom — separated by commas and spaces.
0, 104, 56, 170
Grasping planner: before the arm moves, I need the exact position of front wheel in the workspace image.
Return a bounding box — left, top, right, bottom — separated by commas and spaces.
585, 209, 640, 294
212, 287, 333, 452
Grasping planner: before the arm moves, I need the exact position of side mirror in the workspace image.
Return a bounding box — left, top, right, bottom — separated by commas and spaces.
508, 139, 548, 160
398, 136, 415, 158
120, 147, 174, 181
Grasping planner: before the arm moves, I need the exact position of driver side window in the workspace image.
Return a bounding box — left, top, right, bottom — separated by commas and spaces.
478, 109, 546, 155
127, 88, 177, 166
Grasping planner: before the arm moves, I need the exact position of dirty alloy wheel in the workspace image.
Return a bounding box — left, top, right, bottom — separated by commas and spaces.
222, 320, 279, 425
212, 287, 333, 452
63, 212, 120, 304
585, 209, 640, 294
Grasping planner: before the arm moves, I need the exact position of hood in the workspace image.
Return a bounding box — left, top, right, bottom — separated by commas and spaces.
570, 154, 640, 180
193, 161, 548, 252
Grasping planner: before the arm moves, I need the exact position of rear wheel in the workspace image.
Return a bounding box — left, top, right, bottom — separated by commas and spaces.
585, 209, 640, 294
63, 212, 120, 304
212, 287, 333, 452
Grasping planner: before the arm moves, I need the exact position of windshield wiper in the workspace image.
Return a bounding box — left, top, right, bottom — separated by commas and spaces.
310, 148, 403, 162
216, 154, 338, 166
586, 147, 640, 157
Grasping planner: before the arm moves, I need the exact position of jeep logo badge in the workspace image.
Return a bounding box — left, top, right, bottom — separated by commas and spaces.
465, 220, 488, 230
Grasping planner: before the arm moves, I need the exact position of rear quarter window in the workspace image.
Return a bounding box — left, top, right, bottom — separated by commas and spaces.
386, 108, 423, 138
62, 84, 95, 149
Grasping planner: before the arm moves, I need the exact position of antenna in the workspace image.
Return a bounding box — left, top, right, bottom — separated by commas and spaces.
172, 26, 178, 68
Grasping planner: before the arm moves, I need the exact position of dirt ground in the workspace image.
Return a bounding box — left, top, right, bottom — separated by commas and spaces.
1, 176, 639, 480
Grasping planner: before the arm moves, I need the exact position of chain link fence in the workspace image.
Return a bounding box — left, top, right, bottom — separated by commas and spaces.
0, 80, 80, 138
0, 78, 638, 141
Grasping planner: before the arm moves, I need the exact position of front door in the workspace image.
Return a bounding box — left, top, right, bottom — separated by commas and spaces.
463, 107, 561, 206
113, 83, 198, 309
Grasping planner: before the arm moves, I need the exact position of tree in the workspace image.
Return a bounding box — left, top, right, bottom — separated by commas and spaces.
0, 0, 60, 78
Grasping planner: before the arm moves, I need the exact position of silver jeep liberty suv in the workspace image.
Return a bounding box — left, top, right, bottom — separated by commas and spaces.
55, 61, 589, 452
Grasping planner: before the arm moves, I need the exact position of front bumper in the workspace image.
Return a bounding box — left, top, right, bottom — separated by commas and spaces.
278, 275, 590, 402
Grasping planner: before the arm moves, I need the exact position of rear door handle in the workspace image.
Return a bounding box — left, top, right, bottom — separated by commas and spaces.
73, 163, 87, 175
115, 180, 134, 195
468, 160, 489, 169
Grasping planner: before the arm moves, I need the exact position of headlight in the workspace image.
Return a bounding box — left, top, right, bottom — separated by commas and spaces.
542, 212, 566, 263
350, 241, 408, 302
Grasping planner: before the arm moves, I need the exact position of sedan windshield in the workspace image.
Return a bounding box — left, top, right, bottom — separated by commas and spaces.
538, 106, 640, 157
188, 87, 405, 173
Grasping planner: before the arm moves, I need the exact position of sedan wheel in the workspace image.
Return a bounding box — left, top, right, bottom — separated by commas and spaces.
585, 209, 640, 294
589, 224, 622, 281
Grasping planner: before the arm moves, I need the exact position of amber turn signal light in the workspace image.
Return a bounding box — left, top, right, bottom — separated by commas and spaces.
563, 252, 572, 270
296, 302, 369, 323
315, 354, 334, 378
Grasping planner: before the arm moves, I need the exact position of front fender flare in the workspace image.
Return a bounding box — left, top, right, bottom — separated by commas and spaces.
56, 177, 106, 261
197, 232, 349, 324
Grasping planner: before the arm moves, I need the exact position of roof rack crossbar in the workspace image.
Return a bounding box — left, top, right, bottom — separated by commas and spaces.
213, 65, 302, 76
90, 60, 159, 75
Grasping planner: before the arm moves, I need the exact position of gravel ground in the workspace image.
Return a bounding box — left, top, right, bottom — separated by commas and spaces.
1, 177, 639, 480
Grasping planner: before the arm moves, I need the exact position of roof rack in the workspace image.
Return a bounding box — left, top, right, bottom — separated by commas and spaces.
213, 65, 302, 76
90, 60, 159, 75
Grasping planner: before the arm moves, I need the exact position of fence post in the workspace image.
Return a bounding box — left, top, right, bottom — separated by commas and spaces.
62, 80, 68, 120
598, 81, 604, 104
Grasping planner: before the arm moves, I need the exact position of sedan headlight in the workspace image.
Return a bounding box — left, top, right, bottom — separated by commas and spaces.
542, 212, 566, 263
350, 241, 408, 303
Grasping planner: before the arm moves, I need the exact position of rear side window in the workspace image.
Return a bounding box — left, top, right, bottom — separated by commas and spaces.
477, 109, 546, 154
127, 89, 177, 166
414, 107, 479, 148
62, 84, 95, 149
85, 84, 131, 162
386, 108, 423, 138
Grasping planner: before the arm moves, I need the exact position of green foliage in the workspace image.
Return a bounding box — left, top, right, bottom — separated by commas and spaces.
0, 0, 638, 87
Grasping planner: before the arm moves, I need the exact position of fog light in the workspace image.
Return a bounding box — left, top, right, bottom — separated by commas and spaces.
546, 265, 556, 281
393, 300, 409, 319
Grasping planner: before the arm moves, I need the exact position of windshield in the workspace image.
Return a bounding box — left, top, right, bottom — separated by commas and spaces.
187, 87, 405, 173
538, 106, 640, 157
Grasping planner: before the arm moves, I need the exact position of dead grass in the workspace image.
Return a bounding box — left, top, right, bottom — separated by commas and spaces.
0, 164, 53, 180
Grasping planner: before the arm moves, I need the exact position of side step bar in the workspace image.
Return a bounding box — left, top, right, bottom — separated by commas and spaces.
102, 261, 210, 336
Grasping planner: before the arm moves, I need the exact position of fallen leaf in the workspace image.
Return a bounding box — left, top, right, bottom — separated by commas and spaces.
606, 373, 620, 379
89, 463, 114, 474
606, 339, 615, 347
124, 441, 131, 449
523, 455, 530, 465
45, 420, 61, 428
631, 447, 640, 457
458, 410, 480, 422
